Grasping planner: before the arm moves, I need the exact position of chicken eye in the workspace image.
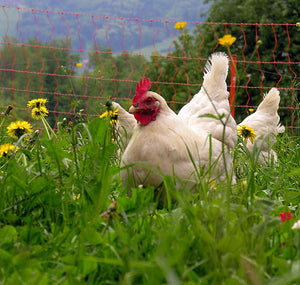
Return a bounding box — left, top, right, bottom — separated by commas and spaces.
145, 98, 153, 105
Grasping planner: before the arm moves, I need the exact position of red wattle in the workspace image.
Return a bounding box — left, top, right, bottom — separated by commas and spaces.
134, 112, 152, 125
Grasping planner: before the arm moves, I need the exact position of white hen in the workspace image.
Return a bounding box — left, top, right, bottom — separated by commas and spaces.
238, 88, 285, 164
114, 53, 237, 152
120, 53, 236, 188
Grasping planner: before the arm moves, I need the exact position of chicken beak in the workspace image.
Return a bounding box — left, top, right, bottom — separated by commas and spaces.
129, 105, 140, 114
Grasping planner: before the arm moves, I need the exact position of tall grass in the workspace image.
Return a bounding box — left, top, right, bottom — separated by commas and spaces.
0, 110, 299, 284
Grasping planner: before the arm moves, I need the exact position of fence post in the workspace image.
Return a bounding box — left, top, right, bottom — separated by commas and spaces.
229, 54, 237, 118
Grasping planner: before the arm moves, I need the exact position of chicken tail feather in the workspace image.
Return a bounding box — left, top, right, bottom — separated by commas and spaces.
203, 52, 229, 99
257, 88, 280, 113
257, 88, 285, 133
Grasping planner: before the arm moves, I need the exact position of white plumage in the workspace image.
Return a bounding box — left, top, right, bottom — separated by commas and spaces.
238, 88, 285, 163
112, 102, 135, 151
112, 52, 285, 189
119, 52, 236, 188
178, 52, 237, 150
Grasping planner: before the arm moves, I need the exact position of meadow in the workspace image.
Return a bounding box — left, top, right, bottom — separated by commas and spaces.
0, 101, 299, 285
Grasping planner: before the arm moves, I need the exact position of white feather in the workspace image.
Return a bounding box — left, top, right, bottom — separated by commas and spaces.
238, 88, 285, 163
112, 102, 136, 151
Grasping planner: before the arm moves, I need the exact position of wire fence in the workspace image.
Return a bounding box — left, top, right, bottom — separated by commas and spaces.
0, 5, 299, 133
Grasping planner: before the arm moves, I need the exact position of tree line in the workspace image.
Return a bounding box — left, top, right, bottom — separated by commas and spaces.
0, 0, 299, 133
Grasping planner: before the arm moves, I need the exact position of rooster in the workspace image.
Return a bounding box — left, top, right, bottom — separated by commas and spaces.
238, 88, 285, 164
119, 52, 237, 189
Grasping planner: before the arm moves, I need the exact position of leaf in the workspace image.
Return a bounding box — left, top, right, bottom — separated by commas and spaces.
81, 226, 102, 245
0, 225, 18, 245
198, 113, 226, 120
61, 254, 76, 266
12, 251, 32, 266
80, 256, 99, 275
0, 248, 12, 263
19, 148, 32, 159
29, 176, 50, 194
253, 198, 276, 215
86, 117, 108, 143
288, 167, 300, 177
117, 186, 155, 212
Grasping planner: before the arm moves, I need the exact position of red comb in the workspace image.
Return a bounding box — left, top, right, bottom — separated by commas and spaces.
135, 77, 151, 98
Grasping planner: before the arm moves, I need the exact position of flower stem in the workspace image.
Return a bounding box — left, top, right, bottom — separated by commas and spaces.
0, 117, 5, 129
41, 116, 57, 139
227, 47, 239, 85
41, 116, 51, 139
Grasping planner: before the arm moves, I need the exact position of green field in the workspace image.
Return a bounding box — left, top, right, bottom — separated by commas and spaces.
0, 104, 299, 284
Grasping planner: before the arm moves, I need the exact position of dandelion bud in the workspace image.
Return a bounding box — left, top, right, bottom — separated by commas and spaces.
61, 118, 67, 127
105, 100, 113, 109
5, 105, 13, 116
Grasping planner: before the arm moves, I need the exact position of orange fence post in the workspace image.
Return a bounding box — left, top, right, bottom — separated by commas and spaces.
229, 54, 237, 118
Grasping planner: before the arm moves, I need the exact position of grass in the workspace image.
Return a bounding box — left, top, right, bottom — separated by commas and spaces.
0, 108, 299, 284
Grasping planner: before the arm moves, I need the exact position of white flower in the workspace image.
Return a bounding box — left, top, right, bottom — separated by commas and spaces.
292, 219, 300, 230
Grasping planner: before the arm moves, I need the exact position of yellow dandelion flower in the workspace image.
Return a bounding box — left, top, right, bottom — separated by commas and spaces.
73, 193, 81, 200
99, 109, 118, 124
209, 180, 217, 190
241, 180, 247, 187
99, 110, 109, 119
32, 106, 49, 120
27, 98, 48, 109
248, 108, 254, 113
7, 120, 33, 139
174, 21, 187, 31
0, 143, 19, 157
218, 34, 237, 47
237, 125, 257, 144
76, 63, 82, 68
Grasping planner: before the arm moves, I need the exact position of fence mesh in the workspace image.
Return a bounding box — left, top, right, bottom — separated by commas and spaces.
0, 5, 299, 133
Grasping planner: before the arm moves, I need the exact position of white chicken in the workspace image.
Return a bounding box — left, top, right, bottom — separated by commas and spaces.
119, 52, 237, 189
238, 88, 285, 164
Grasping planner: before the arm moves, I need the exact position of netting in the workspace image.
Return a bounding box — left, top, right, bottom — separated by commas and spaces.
0, 5, 299, 133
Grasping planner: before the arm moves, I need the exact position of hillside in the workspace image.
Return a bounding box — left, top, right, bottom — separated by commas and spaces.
4, 0, 209, 21
0, 0, 209, 52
